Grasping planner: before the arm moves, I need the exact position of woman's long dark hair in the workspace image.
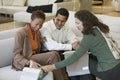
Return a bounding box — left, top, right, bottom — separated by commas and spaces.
75, 10, 109, 36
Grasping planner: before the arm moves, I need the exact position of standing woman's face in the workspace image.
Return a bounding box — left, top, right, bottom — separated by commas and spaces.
30, 18, 44, 32
75, 18, 84, 32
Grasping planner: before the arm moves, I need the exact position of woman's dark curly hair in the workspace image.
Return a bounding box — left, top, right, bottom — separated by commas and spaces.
75, 10, 109, 36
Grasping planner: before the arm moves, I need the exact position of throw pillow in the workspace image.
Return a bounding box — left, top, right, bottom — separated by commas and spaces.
64, 0, 69, 1
2, 0, 14, 6
12, 0, 26, 6
26, 4, 53, 13
55, 0, 63, 3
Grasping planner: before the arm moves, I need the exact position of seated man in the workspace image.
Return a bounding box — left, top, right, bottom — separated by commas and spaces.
41, 8, 79, 60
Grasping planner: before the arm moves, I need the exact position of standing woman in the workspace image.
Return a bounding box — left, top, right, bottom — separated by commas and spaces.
42, 10, 120, 80
12, 10, 68, 80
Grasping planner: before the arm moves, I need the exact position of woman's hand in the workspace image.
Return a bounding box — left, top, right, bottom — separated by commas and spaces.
29, 60, 41, 69
72, 41, 80, 50
41, 64, 56, 72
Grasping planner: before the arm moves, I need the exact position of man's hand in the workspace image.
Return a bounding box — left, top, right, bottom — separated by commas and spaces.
41, 37, 47, 43
72, 41, 80, 50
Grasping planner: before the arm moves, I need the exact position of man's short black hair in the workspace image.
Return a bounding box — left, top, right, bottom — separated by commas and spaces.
55, 8, 69, 20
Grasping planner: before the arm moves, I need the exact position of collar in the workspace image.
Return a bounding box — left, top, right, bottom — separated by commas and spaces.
51, 19, 67, 31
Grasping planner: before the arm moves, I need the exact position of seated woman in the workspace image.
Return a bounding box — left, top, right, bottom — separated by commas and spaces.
12, 10, 68, 80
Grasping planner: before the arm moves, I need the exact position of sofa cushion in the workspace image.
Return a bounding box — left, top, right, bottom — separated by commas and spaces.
27, 0, 56, 6
12, 0, 26, 6
26, 4, 53, 13
2, 0, 14, 6
0, 38, 14, 68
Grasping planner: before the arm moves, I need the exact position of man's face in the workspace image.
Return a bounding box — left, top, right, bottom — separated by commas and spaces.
54, 14, 67, 30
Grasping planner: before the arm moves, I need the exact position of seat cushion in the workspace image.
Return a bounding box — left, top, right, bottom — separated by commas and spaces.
0, 66, 22, 80
0, 66, 53, 80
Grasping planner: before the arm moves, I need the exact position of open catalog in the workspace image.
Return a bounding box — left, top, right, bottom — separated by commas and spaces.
20, 67, 43, 80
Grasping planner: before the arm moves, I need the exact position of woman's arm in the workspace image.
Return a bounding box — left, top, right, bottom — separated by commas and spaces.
12, 30, 30, 70
41, 64, 56, 72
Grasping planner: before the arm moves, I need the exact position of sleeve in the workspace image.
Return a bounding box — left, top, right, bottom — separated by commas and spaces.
12, 30, 29, 70
55, 35, 93, 69
44, 38, 72, 50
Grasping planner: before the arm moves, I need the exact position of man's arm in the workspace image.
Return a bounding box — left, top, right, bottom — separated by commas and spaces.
44, 37, 72, 50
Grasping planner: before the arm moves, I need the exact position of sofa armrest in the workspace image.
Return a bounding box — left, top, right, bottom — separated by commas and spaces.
0, 38, 14, 68
52, 0, 80, 13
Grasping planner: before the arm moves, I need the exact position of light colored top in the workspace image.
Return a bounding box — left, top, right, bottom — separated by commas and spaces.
41, 19, 78, 50
55, 28, 120, 72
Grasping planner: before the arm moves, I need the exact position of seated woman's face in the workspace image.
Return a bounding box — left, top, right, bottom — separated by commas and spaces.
75, 18, 83, 32
31, 18, 44, 32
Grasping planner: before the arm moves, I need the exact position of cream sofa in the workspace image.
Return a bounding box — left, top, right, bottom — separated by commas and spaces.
0, 11, 120, 80
0, 0, 80, 15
